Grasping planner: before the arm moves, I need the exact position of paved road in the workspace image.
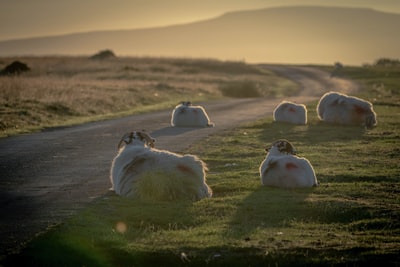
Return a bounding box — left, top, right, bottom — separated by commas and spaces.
0, 65, 358, 258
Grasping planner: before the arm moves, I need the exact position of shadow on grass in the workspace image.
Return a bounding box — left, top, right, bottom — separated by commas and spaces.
318, 174, 399, 183
255, 121, 366, 145
98, 192, 198, 233
4, 187, 397, 267
2, 193, 198, 266
225, 186, 312, 239
222, 185, 375, 239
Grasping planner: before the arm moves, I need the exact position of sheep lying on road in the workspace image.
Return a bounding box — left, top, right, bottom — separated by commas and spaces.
273, 101, 307, 125
317, 91, 377, 128
171, 101, 214, 127
259, 139, 318, 188
110, 131, 212, 201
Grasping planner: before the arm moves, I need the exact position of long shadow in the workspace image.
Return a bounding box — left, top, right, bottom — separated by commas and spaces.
303, 122, 366, 144
257, 121, 366, 145
225, 186, 313, 240
4, 191, 396, 267
318, 174, 399, 183
225, 183, 383, 241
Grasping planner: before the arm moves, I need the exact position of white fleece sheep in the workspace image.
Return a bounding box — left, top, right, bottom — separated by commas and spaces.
273, 101, 307, 125
259, 139, 318, 188
317, 91, 377, 128
171, 101, 214, 127
110, 131, 212, 201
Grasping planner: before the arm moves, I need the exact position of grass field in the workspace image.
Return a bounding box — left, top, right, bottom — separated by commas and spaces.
0, 56, 296, 137
2, 61, 400, 266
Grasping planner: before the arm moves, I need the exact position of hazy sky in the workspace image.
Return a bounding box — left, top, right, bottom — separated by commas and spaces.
1, 0, 400, 41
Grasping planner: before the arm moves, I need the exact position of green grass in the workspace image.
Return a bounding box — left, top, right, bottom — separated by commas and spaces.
2, 64, 400, 266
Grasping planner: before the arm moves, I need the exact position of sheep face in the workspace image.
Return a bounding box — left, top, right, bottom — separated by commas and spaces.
181, 101, 192, 106
266, 139, 297, 156
175, 101, 192, 114
352, 103, 377, 128
117, 131, 155, 149
365, 112, 377, 128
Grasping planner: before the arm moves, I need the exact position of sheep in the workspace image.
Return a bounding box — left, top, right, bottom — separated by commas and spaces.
171, 101, 214, 127
273, 101, 307, 125
317, 91, 377, 128
259, 139, 318, 188
110, 130, 212, 201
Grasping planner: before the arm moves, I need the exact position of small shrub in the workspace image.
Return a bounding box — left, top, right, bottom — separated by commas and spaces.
89, 49, 116, 60
374, 58, 400, 67
219, 80, 260, 98
0, 61, 30, 75
46, 103, 77, 116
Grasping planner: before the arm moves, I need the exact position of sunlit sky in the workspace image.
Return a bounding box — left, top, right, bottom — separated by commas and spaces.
1, 0, 399, 41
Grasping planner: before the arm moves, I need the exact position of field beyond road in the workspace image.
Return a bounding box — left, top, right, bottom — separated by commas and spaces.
1, 57, 399, 266
0, 56, 299, 137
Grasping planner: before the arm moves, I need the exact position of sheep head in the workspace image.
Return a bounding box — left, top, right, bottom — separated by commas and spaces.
266, 139, 296, 155
365, 112, 377, 129
117, 131, 155, 149
181, 101, 192, 106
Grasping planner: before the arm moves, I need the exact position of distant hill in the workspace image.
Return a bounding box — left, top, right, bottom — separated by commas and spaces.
0, 6, 399, 65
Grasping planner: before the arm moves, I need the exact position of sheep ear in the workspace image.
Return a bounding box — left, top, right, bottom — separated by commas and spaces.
139, 131, 156, 148
117, 132, 133, 149
148, 138, 156, 148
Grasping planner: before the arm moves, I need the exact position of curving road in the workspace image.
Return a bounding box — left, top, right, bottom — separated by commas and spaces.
0, 65, 358, 258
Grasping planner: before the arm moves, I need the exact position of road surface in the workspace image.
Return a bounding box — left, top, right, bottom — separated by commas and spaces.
0, 65, 358, 258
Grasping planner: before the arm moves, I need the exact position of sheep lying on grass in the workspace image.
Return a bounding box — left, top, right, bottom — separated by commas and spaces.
317, 91, 377, 128
110, 131, 212, 201
259, 139, 318, 188
273, 101, 307, 125
171, 101, 214, 127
